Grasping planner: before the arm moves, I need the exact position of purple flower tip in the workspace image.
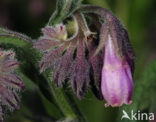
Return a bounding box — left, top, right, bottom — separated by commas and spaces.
42, 24, 67, 41
101, 35, 133, 107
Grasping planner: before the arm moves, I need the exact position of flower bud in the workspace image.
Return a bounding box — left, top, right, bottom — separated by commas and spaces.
0, 50, 24, 119
42, 24, 67, 41
34, 24, 68, 72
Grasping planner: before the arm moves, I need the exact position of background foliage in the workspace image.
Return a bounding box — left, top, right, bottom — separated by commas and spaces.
0, 0, 156, 122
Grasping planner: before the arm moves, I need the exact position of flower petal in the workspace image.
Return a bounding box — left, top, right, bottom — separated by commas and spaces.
101, 35, 133, 107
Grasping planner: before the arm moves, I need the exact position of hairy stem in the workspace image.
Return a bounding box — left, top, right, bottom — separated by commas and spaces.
77, 5, 114, 21
0, 28, 33, 43
49, 82, 86, 121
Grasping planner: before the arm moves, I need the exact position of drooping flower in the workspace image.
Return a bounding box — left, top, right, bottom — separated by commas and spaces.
0, 50, 25, 119
97, 15, 135, 107
101, 35, 133, 107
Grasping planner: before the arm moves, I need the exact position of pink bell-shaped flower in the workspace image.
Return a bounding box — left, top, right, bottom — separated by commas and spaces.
101, 35, 133, 107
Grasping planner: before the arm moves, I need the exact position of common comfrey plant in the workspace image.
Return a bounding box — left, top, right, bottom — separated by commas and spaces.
0, 2, 135, 122
34, 5, 135, 106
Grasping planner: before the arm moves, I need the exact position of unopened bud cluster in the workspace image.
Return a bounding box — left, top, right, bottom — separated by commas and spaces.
0, 50, 25, 119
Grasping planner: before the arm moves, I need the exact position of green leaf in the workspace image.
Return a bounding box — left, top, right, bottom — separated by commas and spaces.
48, 0, 83, 25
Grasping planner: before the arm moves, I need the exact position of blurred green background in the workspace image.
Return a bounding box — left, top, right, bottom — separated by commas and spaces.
0, 0, 156, 122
